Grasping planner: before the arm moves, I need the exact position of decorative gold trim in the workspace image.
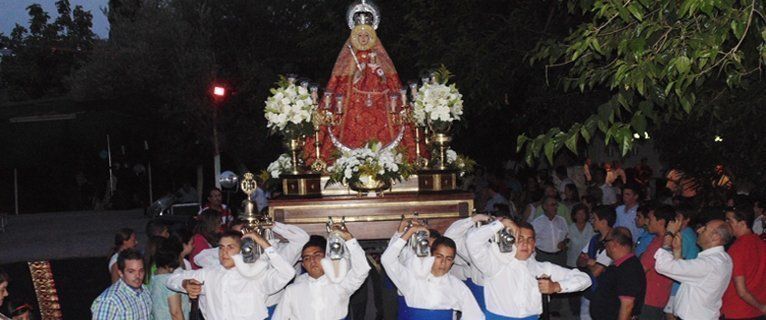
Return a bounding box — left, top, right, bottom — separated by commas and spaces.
28, 261, 63, 320
283, 212, 462, 224
270, 199, 470, 212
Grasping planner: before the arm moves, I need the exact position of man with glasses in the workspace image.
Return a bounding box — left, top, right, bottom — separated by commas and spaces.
274, 229, 370, 319
590, 227, 646, 320
467, 218, 591, 319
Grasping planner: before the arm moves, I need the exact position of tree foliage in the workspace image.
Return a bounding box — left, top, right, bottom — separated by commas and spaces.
0, 0, 95, 101
522, 0, 766, 166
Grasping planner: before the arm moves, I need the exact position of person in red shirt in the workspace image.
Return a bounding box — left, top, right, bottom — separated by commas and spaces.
722, 204, 766, 319
198, 187, 233, 226
639, 205, 676, 319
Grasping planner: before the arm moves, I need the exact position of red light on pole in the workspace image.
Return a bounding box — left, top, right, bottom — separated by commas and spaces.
213, 85, 226, 97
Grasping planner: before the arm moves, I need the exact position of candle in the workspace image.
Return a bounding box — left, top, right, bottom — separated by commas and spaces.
310, 85, 319, 104
323, 92, 333, 110
335, 94, 344, 114
287, 74, 297, 85
400, 89, 408, 108
389, 93, 399, 114
408, 81, 418, 99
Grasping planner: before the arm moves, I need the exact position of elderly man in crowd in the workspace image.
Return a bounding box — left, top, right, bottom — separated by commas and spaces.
467, 217, 591, 319
531, 196, 570, 267
654, 218, 733, 320
589, 227, 646, 320
722, 204, 766, 320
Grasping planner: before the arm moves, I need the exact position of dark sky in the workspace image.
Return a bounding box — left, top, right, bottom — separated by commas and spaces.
0, 0, 110, 39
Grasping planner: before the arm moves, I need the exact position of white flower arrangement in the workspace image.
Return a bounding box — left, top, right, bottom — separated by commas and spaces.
267, 153, 293, 179
264, 81, 316, 140
327, 141, 411, 187
412, 82, 463, 131
439, 148, 476, 173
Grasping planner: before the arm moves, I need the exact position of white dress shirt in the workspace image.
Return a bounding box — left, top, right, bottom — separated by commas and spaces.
444, 217, 486, 285
166, 247, 295, 320
382, 237, 485, 319
191, 223, 308, 307
531, 214, 569, 253
273, 238, 370, 320
654, 245, 733, 320
467, 221, 591, 318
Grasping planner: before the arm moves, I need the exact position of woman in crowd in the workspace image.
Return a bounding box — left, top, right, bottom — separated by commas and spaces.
108, 228, 138, 283
171, 228, 194, 270
189, 209, 220, 269
150, 238, 190, 320
567, 203, 595, 316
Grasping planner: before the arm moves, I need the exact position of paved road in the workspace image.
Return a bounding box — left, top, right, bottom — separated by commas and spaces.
0, 210, 150, 264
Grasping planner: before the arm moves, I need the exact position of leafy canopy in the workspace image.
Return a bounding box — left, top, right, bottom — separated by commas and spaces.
522, 0, 766, 164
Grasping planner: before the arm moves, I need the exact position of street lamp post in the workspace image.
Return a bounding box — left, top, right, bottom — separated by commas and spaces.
212, 85, 227, 189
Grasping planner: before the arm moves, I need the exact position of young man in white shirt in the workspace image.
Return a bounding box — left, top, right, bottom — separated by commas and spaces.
443, 214, 496, 311
467, 218, 591, 319
382, 225, 484, 320
166, 231, 296, 320
192, 221, 309, 317
273, 228, 370, 320
654, 219, 733, 320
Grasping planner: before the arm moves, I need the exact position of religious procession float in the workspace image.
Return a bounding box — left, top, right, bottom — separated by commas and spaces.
238, 0, 475, 240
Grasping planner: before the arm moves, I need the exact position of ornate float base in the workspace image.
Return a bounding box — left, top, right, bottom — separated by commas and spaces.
268, 192, 473, 240
417, 169, 459, 192
280, 173, 322, 197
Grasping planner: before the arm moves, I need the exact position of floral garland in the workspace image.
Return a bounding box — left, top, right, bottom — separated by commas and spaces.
327, 141, 412, 187
264, 80, 316, 140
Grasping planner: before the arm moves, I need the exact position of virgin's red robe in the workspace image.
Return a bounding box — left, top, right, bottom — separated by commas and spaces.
304, 37, 423, 166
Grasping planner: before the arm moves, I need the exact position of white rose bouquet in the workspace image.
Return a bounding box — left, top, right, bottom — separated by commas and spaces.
327, 141, 412, 188
412, 68, 464, 132
266, 153, 293, 179
264, 78, 316, 140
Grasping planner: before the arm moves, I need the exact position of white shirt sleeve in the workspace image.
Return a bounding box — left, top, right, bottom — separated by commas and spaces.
444, 217, 475, 262
454, 279, 486, 320
193, 247, 220, 269
543, 262, 592, 293
249, 246, 296, 295
272, 222, 310, 265
165, 268, 207, 294
339, 238, 372, 294
381, 236, 416, 296
465, 221, 505, 277
595, 248, 612, 267
654, 248, 712, 282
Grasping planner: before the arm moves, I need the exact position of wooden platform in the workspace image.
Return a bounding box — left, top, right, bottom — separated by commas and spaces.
268, 192, 474, 240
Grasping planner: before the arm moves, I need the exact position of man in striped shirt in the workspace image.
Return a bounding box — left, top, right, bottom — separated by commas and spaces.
91, 249, 152, 319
